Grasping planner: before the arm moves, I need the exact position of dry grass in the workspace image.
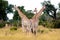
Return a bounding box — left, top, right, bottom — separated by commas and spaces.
0, 25, 60, 40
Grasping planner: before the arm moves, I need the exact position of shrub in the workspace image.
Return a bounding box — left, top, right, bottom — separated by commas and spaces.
45, 21, 54, 28
0, 21, 6, 28
43, 19, 60, 28
10, 26, 17, 30
12, 21, 21, 27
54, 20, 60, 28
0, 23, 5, 28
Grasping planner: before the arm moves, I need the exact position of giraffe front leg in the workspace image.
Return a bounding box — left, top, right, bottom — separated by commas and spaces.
25, 25, 31, 35
22, 24, 25, 32
33, 26, 37, 35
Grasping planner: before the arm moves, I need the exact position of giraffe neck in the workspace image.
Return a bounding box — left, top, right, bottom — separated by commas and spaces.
32, 6, 45, 20
15, 7, 28, 20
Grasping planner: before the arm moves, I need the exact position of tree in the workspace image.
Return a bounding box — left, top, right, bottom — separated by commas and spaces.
41, 1, 57, 19
58, 3, 60, 8
0, 0, 8, 27
0, 0, 8, 21
58, 3, 60, 10
6, 4, 14, 13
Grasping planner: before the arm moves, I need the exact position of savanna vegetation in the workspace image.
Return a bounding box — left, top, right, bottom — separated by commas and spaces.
0, 0, 60, 40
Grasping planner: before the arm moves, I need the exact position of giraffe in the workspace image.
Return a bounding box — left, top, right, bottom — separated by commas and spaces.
14, 6, 31, 33
14, 6, 45, 35
30, 6, 46, 35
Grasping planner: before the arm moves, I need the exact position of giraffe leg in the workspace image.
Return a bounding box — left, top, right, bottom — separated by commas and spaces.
33, 26, 37, 35
22, 24, 25, 32
31, 28, 33, 33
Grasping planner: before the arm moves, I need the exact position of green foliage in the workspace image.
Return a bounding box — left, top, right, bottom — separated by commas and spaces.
0, 23, 5, 28
39, 13, 50, 25
58, 3, 60, 8
44, 21, 54, 28
8, 19, 21, 27
40, 20, 60, 28
41, 1, 57, 19
25, 12, 34, 19
6, 4, 14, 13
13, 10, 21, 20
10, 26, 17, 30
37, 29, 44, 33
12, 20, 21, 27
0, 0, 8, 21
12, 21, 17, 27
0, 20, 6, 28
40, 1, 60, 28
54, 20, 60, 28
39, 12, 60, 28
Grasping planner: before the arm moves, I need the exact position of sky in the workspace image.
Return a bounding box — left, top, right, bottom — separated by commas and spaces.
7, 0, 60, 19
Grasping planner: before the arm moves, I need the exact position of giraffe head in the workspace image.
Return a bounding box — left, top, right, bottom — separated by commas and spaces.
43, 5, 46, 10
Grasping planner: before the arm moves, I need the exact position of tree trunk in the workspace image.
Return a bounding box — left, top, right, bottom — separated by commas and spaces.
54, 10, 56, 20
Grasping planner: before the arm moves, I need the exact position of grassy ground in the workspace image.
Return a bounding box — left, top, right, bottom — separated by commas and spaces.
0, 25, 60, 40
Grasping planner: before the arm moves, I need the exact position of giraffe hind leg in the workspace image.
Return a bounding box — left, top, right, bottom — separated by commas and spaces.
34, 30, 36, 35
31, 28, 33, 33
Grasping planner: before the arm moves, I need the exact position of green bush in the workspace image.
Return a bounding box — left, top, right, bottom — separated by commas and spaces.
54, 20, 60, 28
43, 20, 60, 28
12, 21, 21, 27
44, 21, 54, 28
0, 21, 5, 28
10, 26, 17, 30
0, 23, 5, 28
